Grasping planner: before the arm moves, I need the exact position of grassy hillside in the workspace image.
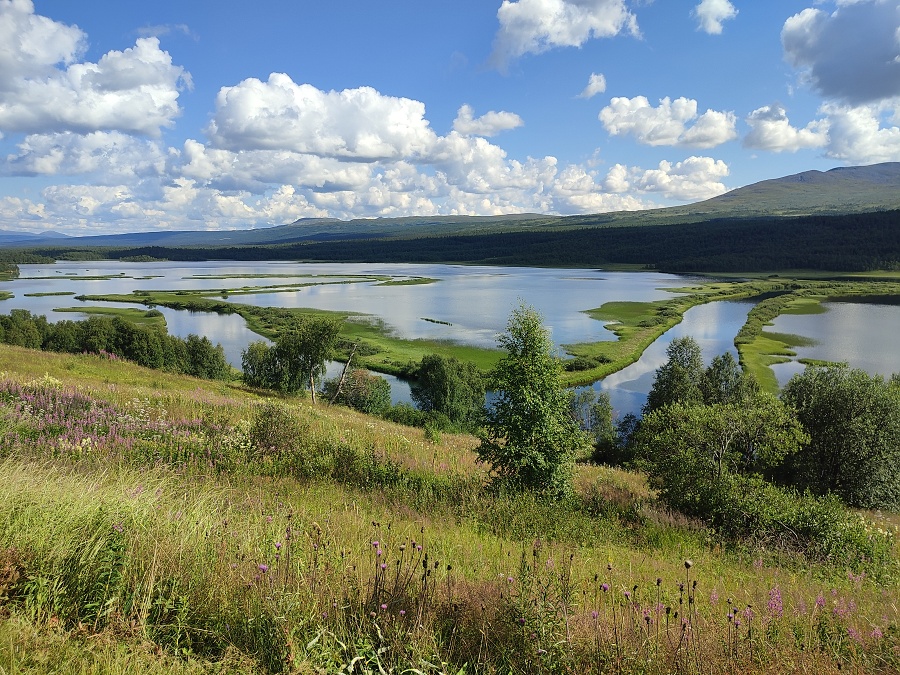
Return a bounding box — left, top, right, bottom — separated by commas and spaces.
0, 345, 897, 673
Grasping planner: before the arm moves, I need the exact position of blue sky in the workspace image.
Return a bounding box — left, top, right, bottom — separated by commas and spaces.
1, 0, 899, 235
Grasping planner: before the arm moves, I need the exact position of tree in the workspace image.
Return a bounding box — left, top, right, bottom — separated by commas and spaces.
700, 351, 758, 405
278, 317, 341, 402
242, 317, 341, 400
184, 334, 230, 380
643, 336, 704, 415
634, 395, 806, 521
476, 303, 588, 497
323, 368, 391, 416
242, 341, 277, 389
410, 354, 485, 431
569, 389, 618, 464
780, 365, 900, 509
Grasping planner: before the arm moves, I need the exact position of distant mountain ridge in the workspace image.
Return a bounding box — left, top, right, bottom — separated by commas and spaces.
3, 162, 900, 249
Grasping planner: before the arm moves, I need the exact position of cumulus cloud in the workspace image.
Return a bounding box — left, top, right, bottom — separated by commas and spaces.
6, 131, 167, 181
0, 0, 85, 88
599, 96, 738, 148
578, 72, 607, 98
821, 100, 900, 163
629, 156, 730, 201
206, 74, 437, 160
489, 0, 639, 70
693, 0, 738, 34
0, 0, 189, 137
452, 104, 524, 136
782, 1, 900, 104
743, 104, 829, 152
0, 31, 189, 137
551, 164, 648, 211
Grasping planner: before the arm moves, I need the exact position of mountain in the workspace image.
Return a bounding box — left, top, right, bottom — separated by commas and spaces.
5, 163, 900, 250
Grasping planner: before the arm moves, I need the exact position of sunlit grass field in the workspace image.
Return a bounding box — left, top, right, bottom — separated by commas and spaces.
0, 344, 897, 673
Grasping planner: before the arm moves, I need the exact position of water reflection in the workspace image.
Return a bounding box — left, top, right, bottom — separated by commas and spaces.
768, 302, 900, 387
585, 301, 755, 419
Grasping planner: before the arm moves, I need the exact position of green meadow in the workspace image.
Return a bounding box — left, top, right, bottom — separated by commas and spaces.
0, 344, 897, 673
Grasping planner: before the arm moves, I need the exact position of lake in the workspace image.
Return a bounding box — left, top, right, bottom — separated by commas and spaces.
2, 261, 897, 416
768, 301, 900, 388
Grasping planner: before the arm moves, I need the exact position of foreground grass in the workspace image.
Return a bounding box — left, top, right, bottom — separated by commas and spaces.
0, 346, 897, 673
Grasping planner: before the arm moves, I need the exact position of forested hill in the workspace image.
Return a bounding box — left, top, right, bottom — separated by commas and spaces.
3, 163, 900, 252
5, 162, 900, 272
24, 209, 900, 273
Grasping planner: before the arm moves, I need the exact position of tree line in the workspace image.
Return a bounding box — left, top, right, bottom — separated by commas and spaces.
11, 208, 900, 273
0, 309, 230, 380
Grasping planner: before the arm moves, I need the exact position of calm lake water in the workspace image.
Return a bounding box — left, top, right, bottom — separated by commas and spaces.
768, 301, 900, 388
2, 261, 897, 416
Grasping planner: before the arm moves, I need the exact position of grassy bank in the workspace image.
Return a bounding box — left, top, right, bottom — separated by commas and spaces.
0, 345, 897, 673
735, 280, 900, 392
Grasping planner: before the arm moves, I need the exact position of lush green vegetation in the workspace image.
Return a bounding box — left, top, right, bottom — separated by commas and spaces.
477, 304, 588, 497
73, 288, 505, 378
0, 335, 896, 674
0, 309, 229, 381
240, 316, 340, 403
734, 280, 900, 391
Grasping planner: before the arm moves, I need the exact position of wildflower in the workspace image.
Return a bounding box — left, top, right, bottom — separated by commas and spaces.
399, 610, 406, 617
601, 583, 609, 593
274, 542, 282, 550
767, 587, 783, 618
381, 563, 387, 570
258, 564, 269, 573
380, 604, 387, 611
591, 611, 599, 620
815, 595, 826, 608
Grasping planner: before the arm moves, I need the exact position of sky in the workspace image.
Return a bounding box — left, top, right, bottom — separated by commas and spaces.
1, 0, 899, 236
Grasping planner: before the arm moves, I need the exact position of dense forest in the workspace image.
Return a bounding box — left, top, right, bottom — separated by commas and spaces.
9, 209, 900, 272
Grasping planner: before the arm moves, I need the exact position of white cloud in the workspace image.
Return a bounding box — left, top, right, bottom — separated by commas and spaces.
743, 99, 900, 163
0, 35, 189, 137
578, 72, 607, 98
599, 96, 738, 148
6, 131, 166, 181
552, 164, 648, 211
452, 104, 524, 136
0, 0, 85, 88
743, 104, 829, 152
207, 74, 438, 161
489, 0, 639, 70
821, 100, 900, 163
693, 0, 738, 35
630, 156, 730, 201
782, 1, 900, 104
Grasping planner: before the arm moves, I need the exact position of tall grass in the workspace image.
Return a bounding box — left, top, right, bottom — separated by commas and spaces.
0, 347, 897, 673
